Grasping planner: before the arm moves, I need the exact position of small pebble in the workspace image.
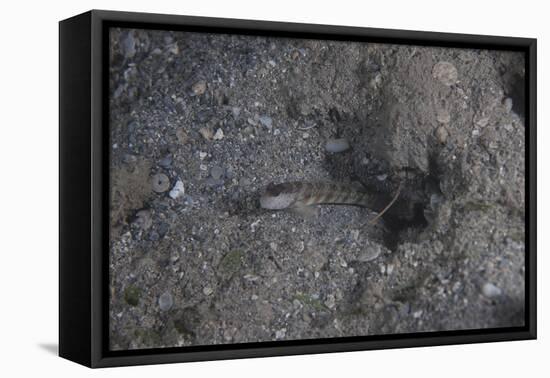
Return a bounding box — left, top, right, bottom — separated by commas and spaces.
168, 43, 179, 55
325, 138, 350, 153
503, 97, 513, 112
134, 209, 152, 230
436, 109, 451, 124
151, 173, 170, 193
357, 245, 381, 262
259, 115, 273, 129
503, 124, 514, 132
369, 73, 383, 89
435, 126, 449, 144
205, 177, 224, 187
203, 286, 214, 296
157, 222, 169, 237
199, 151, 207, 160
158, 292, 173, 311
324, 294, 336, 309
192, 80, 207, 96
213, 128, 224, 140
275, 328, 287, 339
148, 231, 160, 241
199, 127, 213, 141
482, 282, 502, 298
432, 61, 458, 86
475, 116, 489, 128
273, 129, 281, 136
121, 32, 136, 58
176, 128, 188, 144
210, 166, 224, 180
302, 132, 310, 139
159, 155, 172, 168
169, 180, 185, 199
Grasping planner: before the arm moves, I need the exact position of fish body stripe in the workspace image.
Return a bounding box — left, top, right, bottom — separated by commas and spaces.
260, 181, 377, 210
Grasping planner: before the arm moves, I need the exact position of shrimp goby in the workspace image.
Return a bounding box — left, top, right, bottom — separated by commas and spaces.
259, 181, 379, 210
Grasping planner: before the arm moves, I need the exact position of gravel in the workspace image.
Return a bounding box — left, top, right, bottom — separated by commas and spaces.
108, 27, 526, 351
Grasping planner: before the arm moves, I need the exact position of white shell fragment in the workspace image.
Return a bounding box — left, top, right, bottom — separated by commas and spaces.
482, 282, 502, 298
325, 138, 350, 153
213, 128, 224, 140
169, 180, 185, 199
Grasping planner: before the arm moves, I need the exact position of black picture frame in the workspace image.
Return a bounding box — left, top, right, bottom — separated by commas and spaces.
59, 9, 537, 368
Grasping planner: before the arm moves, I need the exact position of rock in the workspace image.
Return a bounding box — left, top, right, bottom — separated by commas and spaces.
369, 73, 383, 89
191, 81, 207, 96
259, 115, 273, 129
275, 328, 286, 339
432, 61, 458, 86
436, 109, 451, 124
134, 209, 152, 230
124, 286, 141, 306
199, 127, 213, 141
205, 177, 224, 187
357, 244, 382, 262
148, 231, 159, 241
158, 292, 173, 311
151, 173, 170, 193
324, 294, 336, 309
210, 166, 224, 180
121, 32, 136, 58
176, 128, 188, 144
475, 116, 490, 128
503, 97, 513, 113
127, 120, 138, 133
159, 156, 172, 168
203, 286, 214, 296
168, 42, 179, 55
157, 222, 169, 237
482, 282, 502, 298
435, 126, 449, 144
169, 180, 185, 199
213, 128, 224, 140
325, 138, 350, 153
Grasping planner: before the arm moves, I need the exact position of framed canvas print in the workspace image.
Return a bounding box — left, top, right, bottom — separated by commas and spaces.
59, 10, 536, 368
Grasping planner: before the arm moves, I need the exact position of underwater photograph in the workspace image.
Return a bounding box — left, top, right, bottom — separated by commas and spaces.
108, 27, 526, 351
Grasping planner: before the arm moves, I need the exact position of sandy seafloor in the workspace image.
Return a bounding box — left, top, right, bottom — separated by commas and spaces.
108, 27, 526, 350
